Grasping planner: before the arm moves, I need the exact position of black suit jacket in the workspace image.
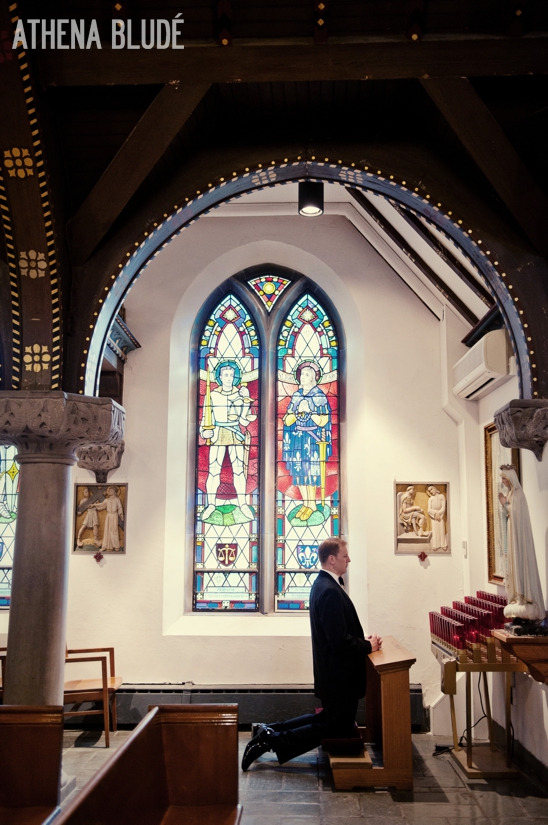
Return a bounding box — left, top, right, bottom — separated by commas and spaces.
309, 570, 372, 703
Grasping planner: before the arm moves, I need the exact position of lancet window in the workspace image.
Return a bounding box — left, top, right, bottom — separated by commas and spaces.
0, 445, 19, 608
192, 270, 341, 613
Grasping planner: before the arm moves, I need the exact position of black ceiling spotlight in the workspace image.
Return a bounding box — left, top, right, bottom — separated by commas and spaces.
298, 181, 324, 217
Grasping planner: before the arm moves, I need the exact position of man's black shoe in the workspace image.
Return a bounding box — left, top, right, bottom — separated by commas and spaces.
241, 726, 275, 771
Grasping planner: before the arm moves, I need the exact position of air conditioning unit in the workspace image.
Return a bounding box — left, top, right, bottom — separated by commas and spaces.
452, 329, 510, 400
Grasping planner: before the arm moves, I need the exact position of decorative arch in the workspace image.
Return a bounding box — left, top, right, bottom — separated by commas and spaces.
83, 159, 533, 401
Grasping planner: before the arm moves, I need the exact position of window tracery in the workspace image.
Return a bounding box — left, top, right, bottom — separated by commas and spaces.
194, 294, 260, 611
192, 271, 341, 613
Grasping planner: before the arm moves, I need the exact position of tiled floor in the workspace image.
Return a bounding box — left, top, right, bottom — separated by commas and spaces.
61, 730, 548, 824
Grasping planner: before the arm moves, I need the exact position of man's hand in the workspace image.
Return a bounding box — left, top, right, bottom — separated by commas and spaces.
367, 634, 383, 652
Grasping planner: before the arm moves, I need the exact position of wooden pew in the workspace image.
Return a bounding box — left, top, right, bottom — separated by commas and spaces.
55, 704, 242, 825
0, 705, 64, 825
325, 636, 416, 790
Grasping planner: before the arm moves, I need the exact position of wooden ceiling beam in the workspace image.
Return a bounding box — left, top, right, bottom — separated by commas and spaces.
39, 36, 548, 86
0, 3, 64, 389
348, 187, 479, 326
67, 81, 210, 265
421, 77, 548, 258
393, 202, 494, 307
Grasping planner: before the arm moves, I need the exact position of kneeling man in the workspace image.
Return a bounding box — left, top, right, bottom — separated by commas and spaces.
242, 537, 382, 769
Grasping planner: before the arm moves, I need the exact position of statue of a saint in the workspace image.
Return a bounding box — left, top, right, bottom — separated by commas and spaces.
200, 360, 257, 522
282, 362, 332, 523
427, 485, 447, 551
498, 465, 546, 622
399, 486, 428, 537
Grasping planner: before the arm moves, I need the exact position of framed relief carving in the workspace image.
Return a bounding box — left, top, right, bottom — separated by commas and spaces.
484, 423, 520, 584
395, 483, 450, 555
73, 484, 127, 554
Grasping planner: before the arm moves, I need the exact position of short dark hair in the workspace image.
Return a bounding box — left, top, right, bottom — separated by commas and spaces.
319, 537, 346, 564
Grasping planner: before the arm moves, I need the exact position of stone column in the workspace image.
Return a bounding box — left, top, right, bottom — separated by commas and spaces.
0, 392, 124, 705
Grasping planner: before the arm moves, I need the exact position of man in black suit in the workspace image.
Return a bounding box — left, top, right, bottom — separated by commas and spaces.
242, 537, 382, 770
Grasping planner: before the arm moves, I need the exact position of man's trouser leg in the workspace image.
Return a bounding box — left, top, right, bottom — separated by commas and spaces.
268, 698, 359, 764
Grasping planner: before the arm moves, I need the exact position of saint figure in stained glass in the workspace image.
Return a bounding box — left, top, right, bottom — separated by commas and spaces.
195, 294, 260, 611
276, 293, 340, 611
201, 359, 256, 522
282, 362, 332, 524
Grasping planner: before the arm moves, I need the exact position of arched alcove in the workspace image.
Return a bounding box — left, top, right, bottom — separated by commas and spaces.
82, 162, 530, 400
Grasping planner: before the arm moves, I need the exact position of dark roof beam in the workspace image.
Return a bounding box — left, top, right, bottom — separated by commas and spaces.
421, 77, 548, 258
67, 81, 210, 266
38, 36, 548, 87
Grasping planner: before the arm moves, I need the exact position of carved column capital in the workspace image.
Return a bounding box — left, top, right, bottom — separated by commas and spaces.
76, 440, 125, 483
0, 392, 125, 464
494, 399, 548, 461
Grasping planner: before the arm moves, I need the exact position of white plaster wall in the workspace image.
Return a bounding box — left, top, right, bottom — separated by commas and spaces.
67, 211, 470, 703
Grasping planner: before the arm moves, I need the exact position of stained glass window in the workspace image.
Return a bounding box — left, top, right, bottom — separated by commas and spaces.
248, 275, 291, 313
194, 294, 260, 611
0, 445, 19, 609
276, 294, 339, 611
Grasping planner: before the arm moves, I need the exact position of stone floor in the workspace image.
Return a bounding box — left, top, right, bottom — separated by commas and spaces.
61, 730, 548, 824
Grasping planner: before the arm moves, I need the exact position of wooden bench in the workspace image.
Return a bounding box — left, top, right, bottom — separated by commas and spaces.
0, 705, 64, 825
324, 636, 416, 790
55, 704, 242, 825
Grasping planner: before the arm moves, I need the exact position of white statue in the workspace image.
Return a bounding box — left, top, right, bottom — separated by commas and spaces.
498, 465, 545, 622
427, 485, 447, 551
398, 486, 429, 537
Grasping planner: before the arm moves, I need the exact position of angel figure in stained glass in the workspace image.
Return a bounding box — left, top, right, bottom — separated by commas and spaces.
201, 360, 257, 523
282, 361, 332, 524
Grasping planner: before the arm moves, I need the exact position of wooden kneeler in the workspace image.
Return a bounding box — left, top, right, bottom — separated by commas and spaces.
323, 730, 374, 791
324, 637, 416, 791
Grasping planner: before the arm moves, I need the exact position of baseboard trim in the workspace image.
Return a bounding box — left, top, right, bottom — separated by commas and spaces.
64, 682, 428, 731
492, 720, 548, 790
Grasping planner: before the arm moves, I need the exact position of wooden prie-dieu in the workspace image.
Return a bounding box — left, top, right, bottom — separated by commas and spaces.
325, 636, 416, 790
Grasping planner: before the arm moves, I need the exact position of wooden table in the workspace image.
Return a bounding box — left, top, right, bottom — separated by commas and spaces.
327, 636, 416, 790
493, 629, 548, 685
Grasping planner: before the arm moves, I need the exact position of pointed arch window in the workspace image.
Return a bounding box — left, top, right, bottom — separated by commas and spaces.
0, 445, 19, 608
194, 294, 261, 611
191, 268, 342, 613
276, 294, 339, 611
